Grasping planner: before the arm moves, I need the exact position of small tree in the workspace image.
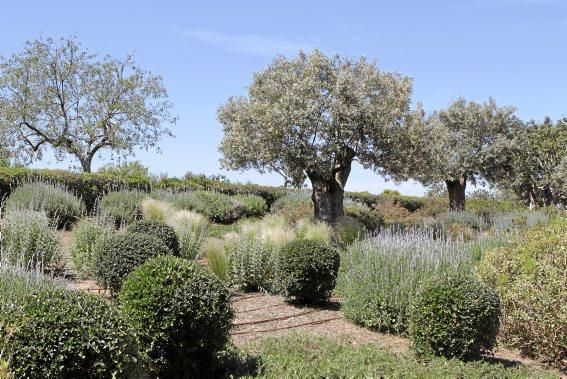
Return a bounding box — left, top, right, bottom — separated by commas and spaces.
218, 50, 412, 224
388, 98, 517, 211
0, 37, 176, 172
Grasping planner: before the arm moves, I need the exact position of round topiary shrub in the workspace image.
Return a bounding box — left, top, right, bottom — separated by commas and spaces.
1, 285, 142, 378
93, 232, 171, 294
127, 219, 180, 255
408, 275, 500, 360
278, 239, 340, 304
119, 256, 234, 377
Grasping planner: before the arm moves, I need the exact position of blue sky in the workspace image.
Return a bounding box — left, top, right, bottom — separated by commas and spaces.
1, 0, 566, 195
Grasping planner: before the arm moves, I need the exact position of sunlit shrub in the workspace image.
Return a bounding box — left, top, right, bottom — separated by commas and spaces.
98, 190, 145, 227
70, 217, 114, 278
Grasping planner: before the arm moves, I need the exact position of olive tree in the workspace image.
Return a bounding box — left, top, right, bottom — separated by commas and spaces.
0, 37, 176, 172
388, 98, 518, 211
218, 50, 412, 224
500, 118, 567, 207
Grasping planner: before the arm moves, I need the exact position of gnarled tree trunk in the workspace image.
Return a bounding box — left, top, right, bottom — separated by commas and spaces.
445, 176, 467, 211
308, 158, 352, 225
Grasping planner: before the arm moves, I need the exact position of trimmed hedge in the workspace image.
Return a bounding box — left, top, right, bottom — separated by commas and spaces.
120, 256, 233, 376
278, 239, 340, 304
0, 270, 142, 378
94, 232, 172, 294
0, 167, 150, 212
127, 220, 180, 255
409, 275, 500, 360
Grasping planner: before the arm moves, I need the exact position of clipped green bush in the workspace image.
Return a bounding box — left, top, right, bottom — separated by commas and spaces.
127, 219, 180, 255
0, 209, 60, 270
234, 194, 268, 217
120, 256, 234, 377
172, 190, 244, 223
0, 267, 142, 378
94, 232, 171, 294
278, 239, 340, 304
478, 217, 567, 368
409, 275, 500, 360
4, 182, 84, 229
70, 217, 114, 278
98, 190, 145, 227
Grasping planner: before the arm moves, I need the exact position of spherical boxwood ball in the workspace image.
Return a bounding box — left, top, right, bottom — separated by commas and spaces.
119, 255, 234, 377
279, 239, 341, 304
126, 219, 180, 255
94, 232, 171, 295
408, 275, 501, 360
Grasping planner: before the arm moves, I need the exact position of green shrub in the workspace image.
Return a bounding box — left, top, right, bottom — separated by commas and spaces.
120, 256, 233, 376
172, 190, 245, 223
0, 209, 60, 270
228, 234, 275, 292
0, 166, 151, 212
344, 200, 385, 231
98, 189, 145, 227
335, 216, 366, 245
94, 232, 171, 294
127, 219, 180, 255
234, 194, 268, 217
478, 217, 567, 368
70, 217, 115, 278
278, 239, 340, 304
4, 182, 85, 229
409, 275, 500, 360
271, 191, 313, 221
338, 228, 474, 334
0, 267, 141, 378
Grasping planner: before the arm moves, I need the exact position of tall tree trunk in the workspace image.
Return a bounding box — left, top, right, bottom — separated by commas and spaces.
307, 159, 352, 225
445, 176, 467, 211
79, 155, 93, 173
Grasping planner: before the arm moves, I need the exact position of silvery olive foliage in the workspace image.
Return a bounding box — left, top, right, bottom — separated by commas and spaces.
388, 98, 518, 187
218, 49, 413, 193
0, 36, 176, 172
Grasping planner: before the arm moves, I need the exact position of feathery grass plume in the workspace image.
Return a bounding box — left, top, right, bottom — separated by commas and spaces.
4, 182, 85, 229
0, 209, 61, 271
204, 238, 229, 281
71, 217, 115, 278
295, 218, 332, 243
338, 226, 474, 334
168, 210, 209, 259
141, 198, 175, 222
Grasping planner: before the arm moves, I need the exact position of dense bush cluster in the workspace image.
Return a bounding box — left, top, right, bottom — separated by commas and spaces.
0, 209, 60, 270
94, 232, 172, 294
234, 193, 268, 217
408, 275, 500, 360
120, 256, 233, 377
0, 266, 141, 378
478, 217, 567, 368
344, 200, 385, 231
171, 190, 245, 223
4, 182, 85, 228
338, 228, 474, 334
127, 219, 181, 255
278, 239, 340, 304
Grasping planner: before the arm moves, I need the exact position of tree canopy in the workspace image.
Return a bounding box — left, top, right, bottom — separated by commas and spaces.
0, 37, 176, 172
385, 98, 518, 210
218, 49, 413, 223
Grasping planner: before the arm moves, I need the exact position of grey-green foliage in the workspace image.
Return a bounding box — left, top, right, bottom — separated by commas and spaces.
4, 182, 85, 229
0, 209, 60, 270
218, 50, 413, 185
98, 189, 145, 227
71, 217, 115, 278
227, 234, 275, 292
338, 227, 474, 334
171, 190, 244, 223
0, 36, 176, 172
234, 194, 268, 217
